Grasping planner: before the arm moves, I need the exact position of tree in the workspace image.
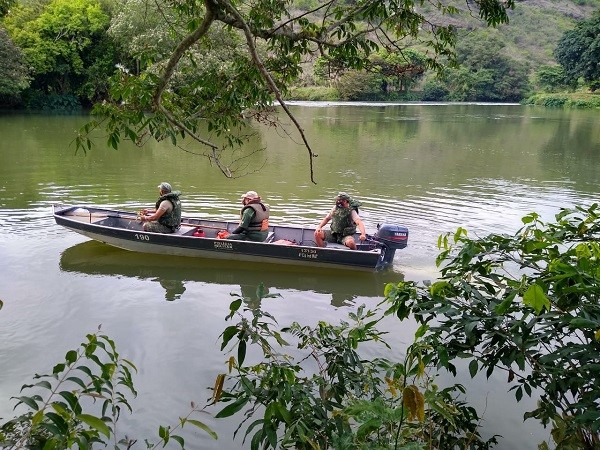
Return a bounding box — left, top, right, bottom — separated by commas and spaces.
368, 49, 426, 96
75, 0, 517, 182
385, 204, 600, 449
554, 10, 600, 91
0, 27, 30, 100
534, 64, 570, 93
445, 32, 530, 101
3, 0, 114, 106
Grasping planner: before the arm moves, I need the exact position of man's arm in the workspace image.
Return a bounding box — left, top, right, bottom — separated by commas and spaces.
352, 211, 367, 241
232, 208, 255, 234
141, 202, 169, 222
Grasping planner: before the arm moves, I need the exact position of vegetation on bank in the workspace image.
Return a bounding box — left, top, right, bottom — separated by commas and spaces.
0, 1, 599, 111
2, 205, 600, 449
523, 92, 600, 109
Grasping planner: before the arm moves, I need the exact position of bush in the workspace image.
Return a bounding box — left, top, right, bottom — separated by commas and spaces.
286, 86, 340, 101
421, 80, 449, 101
385, 204, 600, 449
211, 288, 498, 449
23, 91, 82, 112
336, 70, 382, 101
524, 93, 600, 108
0, 327, 216, 449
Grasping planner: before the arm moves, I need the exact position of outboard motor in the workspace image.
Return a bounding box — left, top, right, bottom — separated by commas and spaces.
372, 224, 409, 270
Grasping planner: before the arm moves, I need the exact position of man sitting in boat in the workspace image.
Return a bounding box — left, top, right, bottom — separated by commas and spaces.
139, 182, 182, 233
227, 190, 270, 242
314, 192, 366, 250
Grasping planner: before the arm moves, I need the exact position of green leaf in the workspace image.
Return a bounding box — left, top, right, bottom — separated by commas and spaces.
159, 425, 169, 441
569, 318, 599, 329
215, 397, 248, 418
186, 419, 218, 439
14, 395, 39, 410
35, 380, 53, 390
468, 360, 478, 378
522, 284, 550, 314
220, 326, 239, 350
77, 413, 111, 437
53, 363, 66, 375
171, 435, 185, 448
65, 350, 78, 364
238, 339, 247, 366
65, 376, 87, 390
229, 299, 242, 313
495, 296, 514, 314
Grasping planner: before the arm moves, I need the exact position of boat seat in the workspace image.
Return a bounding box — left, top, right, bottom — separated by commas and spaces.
327, 242, 349, 250
175, 226, 195, 235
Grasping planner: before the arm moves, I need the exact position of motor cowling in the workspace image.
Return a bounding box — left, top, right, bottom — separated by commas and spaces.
374, 224, 409, 250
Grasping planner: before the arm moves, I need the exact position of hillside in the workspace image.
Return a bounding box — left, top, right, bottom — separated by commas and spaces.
497, 0, 600, 67
406, 0, 599, 67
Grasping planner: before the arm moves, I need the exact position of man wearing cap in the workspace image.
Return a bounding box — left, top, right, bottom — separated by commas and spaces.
227, 191, 270, 241
139, 182, 182, 233
314, 192, 366, 250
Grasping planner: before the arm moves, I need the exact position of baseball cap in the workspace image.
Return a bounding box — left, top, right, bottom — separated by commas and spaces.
158, 182, 172, 193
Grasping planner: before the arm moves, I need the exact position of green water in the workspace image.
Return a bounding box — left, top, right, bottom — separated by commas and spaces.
1, 103, 599, 449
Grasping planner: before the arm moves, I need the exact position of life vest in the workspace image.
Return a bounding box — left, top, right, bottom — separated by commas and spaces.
330, 206, 356, 236
241, 202, 270, 231
155, 192, 182, 231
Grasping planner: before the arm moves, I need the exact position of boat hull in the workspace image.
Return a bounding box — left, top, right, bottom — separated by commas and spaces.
53, 205, 394, 271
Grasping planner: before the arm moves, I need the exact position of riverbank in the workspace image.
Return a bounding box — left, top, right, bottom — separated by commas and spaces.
523, 92, 600, 109
288, 86, 600, 109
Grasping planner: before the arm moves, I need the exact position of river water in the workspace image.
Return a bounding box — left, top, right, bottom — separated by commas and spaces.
1, 103, 599, 449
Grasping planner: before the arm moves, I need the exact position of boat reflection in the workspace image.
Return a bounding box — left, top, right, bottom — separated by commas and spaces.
59, 241, 404, 307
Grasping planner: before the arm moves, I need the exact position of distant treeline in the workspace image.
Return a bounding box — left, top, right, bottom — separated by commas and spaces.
0, 0, 598, 110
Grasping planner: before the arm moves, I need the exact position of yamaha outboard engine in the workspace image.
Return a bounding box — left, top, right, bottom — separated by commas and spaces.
372, 224, 409, 270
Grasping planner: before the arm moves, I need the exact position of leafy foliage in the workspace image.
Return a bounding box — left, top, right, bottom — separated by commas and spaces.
0, 0, 14, 17
212, 285, 497, 449
534, 65, 571, 93
0, 327, 216, 449
2, 0, 113, 105
384, 204, 600, 449
554, 10, 600, 90
0, 329, 137, 449
0, 27, 30, 99
444, 32, 531, 101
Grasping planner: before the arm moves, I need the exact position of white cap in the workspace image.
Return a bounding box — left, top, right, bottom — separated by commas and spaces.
241, 190, 259, 199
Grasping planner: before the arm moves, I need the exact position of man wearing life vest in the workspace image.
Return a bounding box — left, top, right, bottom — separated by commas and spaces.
139, 182, 182, 233
314, 192, 366, 250
227, 190, 270, 241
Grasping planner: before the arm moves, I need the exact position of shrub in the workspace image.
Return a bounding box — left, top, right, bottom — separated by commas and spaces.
385, 204, 600, 449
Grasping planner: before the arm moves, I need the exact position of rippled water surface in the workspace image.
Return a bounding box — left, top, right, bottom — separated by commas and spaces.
1, 103, 599, 449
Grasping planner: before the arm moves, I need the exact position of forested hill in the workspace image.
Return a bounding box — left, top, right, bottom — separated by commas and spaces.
475, 0, 600, 67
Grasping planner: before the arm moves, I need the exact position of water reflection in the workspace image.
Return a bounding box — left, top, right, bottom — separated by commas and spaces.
59, 241, 403, 307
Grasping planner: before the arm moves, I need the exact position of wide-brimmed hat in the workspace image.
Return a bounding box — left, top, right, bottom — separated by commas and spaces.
241, 190, 259, 200
336, 192, 350, 201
